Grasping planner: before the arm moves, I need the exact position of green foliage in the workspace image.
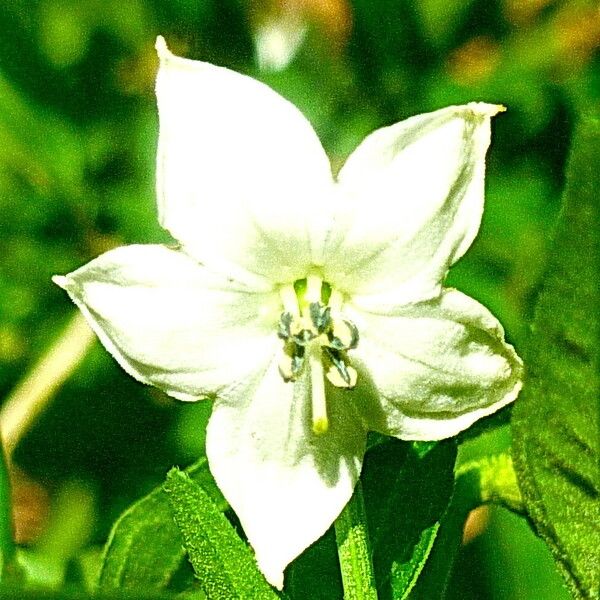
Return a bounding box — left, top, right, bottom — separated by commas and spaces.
0, 438, 14, 578
409, 470, 477, 599
362, 440, 457, 599
285, 529, 342, 600
415, 0, 477, 46
98, 479, 185, 591
163, 468, 278, 600
0, 588, 174, 600
512, 118, 600, 600
334, 482, 378, 600
98, 459, 225, 593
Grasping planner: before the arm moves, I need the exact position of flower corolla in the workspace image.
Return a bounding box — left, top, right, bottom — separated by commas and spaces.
54, 37, 522, 590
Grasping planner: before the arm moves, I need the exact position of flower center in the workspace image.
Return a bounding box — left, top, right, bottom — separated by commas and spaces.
277, 274, 359, 434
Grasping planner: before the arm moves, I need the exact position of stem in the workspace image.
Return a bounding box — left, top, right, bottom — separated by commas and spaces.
0, 311, 95, 457
335, 481, 378, 600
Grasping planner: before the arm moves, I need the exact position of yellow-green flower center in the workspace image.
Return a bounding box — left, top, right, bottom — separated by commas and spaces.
277, 274, 359, 434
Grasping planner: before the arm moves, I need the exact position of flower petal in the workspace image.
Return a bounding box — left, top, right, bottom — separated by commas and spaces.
206, 356, 366, 589
53, 245, 279, 401
345, 289, 522, 440
155, 37, 334, 285
324, 103, 503, 309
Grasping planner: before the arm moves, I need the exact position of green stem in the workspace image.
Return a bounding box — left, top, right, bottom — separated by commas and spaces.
334, 481, 378, 600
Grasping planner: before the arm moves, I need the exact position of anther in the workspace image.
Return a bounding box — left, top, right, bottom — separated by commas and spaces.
278, 279, 359, 402
326, 363, 357, 389
323, 347, 357, 388
278, 343, 305, 381
278, 312, 293, 340
329, 319, 359, 350
309, 303, 331, 333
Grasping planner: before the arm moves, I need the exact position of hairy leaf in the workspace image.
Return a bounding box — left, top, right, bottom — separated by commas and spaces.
97, 458, 224, 592
163, 468, 278, 600
512, 118, 600, 599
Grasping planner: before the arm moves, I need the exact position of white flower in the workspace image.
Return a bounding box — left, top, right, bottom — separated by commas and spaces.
53, 37, 522, 590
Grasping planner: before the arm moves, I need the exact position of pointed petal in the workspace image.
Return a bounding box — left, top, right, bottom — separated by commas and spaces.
155, 37, 333, 285
324, 103, 503, 309
345, 289, 522, 440
206, 356, 366, 589
53, 245, 279, 401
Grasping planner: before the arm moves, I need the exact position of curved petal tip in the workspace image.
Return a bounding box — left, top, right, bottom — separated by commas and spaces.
258, 560, 284, 591
467, 102, 506, 117
155, 35, 171, 60
52, 275, 70, 289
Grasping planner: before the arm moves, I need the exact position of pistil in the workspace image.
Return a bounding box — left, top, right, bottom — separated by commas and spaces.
308, 342, 328, 434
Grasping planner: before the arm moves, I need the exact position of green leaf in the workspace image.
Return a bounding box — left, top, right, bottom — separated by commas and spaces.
0, 436, 15, 579
414, 0, 477, 45
97, 458, 225, 592
0, 587, 175, 600
362, 439, 457, 600
410, 446, 524, 599
285, 528, 343, 600
512, 117, 600, 600
334, 482, 378, 600
163, 468, 278, 600
407, 470, 476, 600
0, 71, 83, 195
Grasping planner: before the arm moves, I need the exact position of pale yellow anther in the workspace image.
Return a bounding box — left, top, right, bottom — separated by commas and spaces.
325, 363, 357, 389
280, 284, 300, 316
308, 344, 328, 434
278, 353, 295, 381
332, 320, 354, 348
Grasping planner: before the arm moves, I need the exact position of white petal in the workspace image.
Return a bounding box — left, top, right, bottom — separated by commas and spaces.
155, 37, 333, 285
324, 103, 503, 309
206, 356, 366, 589
345, 289, 522, 440
53, 245, 279, 401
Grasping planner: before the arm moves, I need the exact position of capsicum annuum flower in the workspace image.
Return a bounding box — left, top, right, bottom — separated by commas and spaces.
53, 37, 523, 590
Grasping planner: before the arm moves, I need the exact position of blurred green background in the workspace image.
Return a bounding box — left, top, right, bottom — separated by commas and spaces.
1, 0, 598, 597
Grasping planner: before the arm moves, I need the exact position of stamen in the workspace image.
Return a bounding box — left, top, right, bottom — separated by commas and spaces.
306, 274, 323, 304
278, 312, 293, 339
308, 344, 328, 434
325, 362, 357, 389
278, 345, 305, 381
309, 303, 331, 333
279, 353, 295, 381
323, 346, 358, 388
280, 284, 300, 317
277, 279, 359, 412
330, 319, 359, 350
